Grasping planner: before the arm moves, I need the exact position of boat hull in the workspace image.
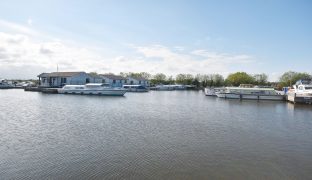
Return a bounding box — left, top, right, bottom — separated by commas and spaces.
58, 89, 127, 96
126, 89, 149, 92
204, 88, 216, 96
216, 93, 285, 101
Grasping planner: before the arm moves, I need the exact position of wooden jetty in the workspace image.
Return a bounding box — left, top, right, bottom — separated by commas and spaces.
24, 87, 59, 94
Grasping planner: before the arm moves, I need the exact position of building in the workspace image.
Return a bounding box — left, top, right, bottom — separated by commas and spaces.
127, 77, 150, 87
38, 72, 102, 87
100, 74, 127, 87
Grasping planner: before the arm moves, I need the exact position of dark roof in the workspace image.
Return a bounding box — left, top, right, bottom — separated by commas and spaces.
129, 76, 148, 81
101, 74, 126, 80
88, 73, 102, 78
38, 72, 84, 77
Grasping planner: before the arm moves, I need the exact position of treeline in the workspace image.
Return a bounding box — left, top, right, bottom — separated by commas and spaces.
98, 71, 312, 88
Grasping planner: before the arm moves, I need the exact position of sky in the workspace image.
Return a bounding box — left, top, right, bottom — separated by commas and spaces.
0, 0, 311, 80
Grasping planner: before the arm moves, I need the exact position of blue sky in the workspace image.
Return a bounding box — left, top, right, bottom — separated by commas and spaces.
0, 0, 311, 80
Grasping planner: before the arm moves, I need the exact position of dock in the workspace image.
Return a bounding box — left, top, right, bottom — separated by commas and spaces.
24, 87, 59, 94
287, 93, 312, 104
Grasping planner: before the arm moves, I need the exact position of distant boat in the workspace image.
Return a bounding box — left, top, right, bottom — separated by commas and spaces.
58, 83, 127, 96
155, 85, 175, 91
0, 79, 14, 89
204, 87, 224, 96
123, 85, 149, 92
215, 86, 284, 100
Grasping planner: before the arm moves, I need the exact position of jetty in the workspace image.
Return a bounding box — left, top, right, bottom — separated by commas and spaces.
287, 93, 312, 104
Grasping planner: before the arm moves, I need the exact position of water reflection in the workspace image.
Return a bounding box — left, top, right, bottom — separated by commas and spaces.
0, 89, 312, 179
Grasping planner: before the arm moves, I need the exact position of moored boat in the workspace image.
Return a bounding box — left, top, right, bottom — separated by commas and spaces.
204, 87, 224, 96
58, 83, 127, 96
215, 86, 285, 101
0, 79, 14, 89
122, 85, 149, 92
287, 79, 312, 104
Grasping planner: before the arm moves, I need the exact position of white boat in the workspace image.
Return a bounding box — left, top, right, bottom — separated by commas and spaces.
155, 85, 175, 91
288, 79, 312, 96
0, 79, 14, 89
58, 83, 127, 96
123, 85, 149, 92
204, 87, 224, 96
215, 86, 285, 101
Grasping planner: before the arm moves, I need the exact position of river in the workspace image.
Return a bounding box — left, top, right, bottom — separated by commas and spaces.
0, 89, 312, 179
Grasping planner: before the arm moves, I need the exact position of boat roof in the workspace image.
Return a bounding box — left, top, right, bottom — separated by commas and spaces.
226, 87, 275, 91
86, 83, 110, 86
296, 79, 312, 85
123, 85, 144, 87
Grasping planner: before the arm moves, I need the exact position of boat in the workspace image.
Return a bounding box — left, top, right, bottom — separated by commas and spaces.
122, 85, 149, 92
215, 85, 285, 101
155, 85, 175, 91
58, 83, 127, 96
288, 79, 312, 95
0, 79, 14, 89
287, 79, 312, 104
204, 87, 224, 96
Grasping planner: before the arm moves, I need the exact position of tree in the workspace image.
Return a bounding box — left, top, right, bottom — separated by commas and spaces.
279, 71, 311, 87
151, 73, 167, 85
253, 73, 268, 85
212, 74, 224, 87
226, 72, 255, 86
175, 74, 194, 85
167, 76, 175, 85
119, 72, 151, 79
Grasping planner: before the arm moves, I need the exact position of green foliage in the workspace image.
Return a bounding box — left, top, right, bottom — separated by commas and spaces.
225, 72, 255, 86
175, 74, 194, 85
279, 71, 312, 87
150, 73, 167, 85
253, 73, 268, 85
119, 72, 151, 79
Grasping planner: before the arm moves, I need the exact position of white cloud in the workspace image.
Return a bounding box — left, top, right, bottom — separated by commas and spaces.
0, 19, 256, 79
0, 19, 38, 36
27, 18, 33, 26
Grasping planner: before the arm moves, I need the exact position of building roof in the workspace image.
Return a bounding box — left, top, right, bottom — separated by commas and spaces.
101, 74, 126, 80
38, 72, 85, 77
129, 76, 148, 81
88, 73, 102, 78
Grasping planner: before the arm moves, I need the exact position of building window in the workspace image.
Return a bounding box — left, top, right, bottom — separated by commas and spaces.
120, 80, 122, 83
113, 80, 116, 84
61, 77, 67, 84
130, 81, 133, 85
102, 79, 105, 83
125, 80, 127, 83
86, 78, 90, 83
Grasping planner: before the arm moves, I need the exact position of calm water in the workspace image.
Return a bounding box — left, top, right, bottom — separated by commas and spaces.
0, 89, 312, 179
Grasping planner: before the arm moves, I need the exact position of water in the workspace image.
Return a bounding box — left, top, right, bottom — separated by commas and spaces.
0, 89, 312, 179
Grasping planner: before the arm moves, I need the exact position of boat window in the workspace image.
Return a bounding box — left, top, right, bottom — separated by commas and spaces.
305, 87, 312, 90
299, 86, 304, 90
